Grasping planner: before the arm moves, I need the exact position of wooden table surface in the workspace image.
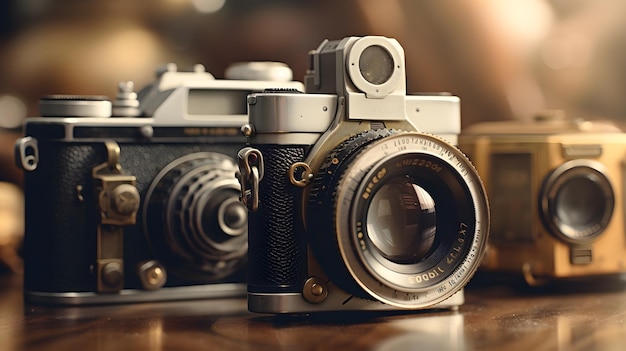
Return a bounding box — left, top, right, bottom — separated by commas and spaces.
1, 273, 625, 351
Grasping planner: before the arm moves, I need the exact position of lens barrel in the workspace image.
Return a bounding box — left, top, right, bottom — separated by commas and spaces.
307, 130, 489, 308
144, 152, 247, 283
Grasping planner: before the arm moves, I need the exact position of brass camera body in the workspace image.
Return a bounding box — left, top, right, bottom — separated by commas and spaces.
459, 112, 626, 284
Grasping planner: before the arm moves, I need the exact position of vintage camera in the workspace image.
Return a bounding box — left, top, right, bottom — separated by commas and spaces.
237, 36, 490, 314
459, 111, 626, 285
15, 62, 304, 304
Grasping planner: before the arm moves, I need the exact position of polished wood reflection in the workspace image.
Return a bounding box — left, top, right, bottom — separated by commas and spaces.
1, 274, 626, 350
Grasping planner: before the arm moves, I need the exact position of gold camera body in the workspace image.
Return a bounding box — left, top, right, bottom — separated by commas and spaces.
459, 113, 626, 284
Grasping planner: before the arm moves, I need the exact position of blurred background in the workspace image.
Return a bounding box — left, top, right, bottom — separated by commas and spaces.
2, 0, 626, 272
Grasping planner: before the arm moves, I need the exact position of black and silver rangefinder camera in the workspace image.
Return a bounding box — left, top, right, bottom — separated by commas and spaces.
237, 36, 490, 314
459, 112, 626, 285
15, 62, 304, 304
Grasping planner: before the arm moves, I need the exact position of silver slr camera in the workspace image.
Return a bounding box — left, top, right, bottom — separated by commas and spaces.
15, 62, 303, 305
238, 36, 489, 314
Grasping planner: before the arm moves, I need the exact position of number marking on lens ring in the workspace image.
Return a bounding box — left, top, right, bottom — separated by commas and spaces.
333, 132, 489, 309
408, 267, 445, 285
395, 157, 443, 172
362, 167, 387, 200
447, 222, 468, 264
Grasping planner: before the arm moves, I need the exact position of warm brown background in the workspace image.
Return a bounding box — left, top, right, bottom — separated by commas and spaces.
1, 0, 626, 183
2, 2, 626, 349
3, 0, 626, 126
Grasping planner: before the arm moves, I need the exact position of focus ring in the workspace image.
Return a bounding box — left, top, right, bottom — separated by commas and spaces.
308, 131, 489, 309
307, 128, 396, 298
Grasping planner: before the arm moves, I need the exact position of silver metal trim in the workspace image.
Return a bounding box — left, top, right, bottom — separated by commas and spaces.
247, 93, 336, 134
40, 98, 112, 118
14, 136, 39, 171
24, 283, 246, 306
248, 289, 464, 314
224, 62, 294, 82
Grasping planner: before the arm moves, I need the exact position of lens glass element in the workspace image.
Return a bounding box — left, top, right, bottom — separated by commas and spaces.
359, 45, 394, 85
366, 177, 436, 264
556, 176, 607, 228
541, 161, 614, 242
214, 196, 248, 237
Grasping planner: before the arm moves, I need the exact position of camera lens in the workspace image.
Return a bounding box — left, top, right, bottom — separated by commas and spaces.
359, 45, 394, 85
307, 131, 489, 308
144, 152, 247, 283
541, 159, 614, 242
366, 177, 436, 264
195, 185, 247, 241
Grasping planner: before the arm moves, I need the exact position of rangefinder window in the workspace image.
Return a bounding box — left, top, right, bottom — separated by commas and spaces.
359, 45, 394, 85
489, 153, 534, 244
346, 36, 403, 98
187, 89, 249, 116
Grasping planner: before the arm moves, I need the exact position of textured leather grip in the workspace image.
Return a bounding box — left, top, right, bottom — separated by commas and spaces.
23, 141, 245, 293
247, 145, 309, 292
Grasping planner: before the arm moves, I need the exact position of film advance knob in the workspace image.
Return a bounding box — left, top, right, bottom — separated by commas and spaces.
224, 62, 293, 81
39, 95, 112, 117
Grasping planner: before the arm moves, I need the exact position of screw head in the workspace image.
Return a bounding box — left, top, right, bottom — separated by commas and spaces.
102, 262, 123, 288
241, 124, 254, 137
137, 260, 167, 290
111, 184, 140, 215
302, 277, 328, 303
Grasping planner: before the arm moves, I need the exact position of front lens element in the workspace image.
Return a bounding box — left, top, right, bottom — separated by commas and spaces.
556, 176, 607, 228
541, 160, 614, 242
216, 197, 248, 237
366, 177, 436, 264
